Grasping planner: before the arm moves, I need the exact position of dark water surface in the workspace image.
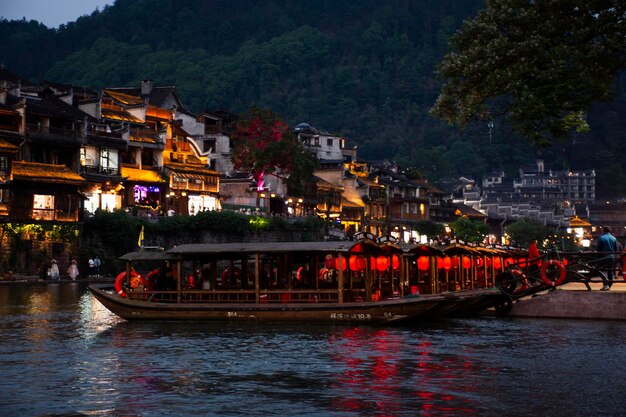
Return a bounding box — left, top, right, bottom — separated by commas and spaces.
0, 283, 624, 417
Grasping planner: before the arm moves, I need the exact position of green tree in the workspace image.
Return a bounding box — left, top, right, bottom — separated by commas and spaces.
431, 0, 626, 146
230, 108, 317, 202
449, 217, 490, 243
506, 217, 547, 247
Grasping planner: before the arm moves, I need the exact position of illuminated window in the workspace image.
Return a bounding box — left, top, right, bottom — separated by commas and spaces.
33, 194, 55, 220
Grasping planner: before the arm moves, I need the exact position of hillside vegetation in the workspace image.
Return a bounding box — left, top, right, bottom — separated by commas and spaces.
2, 0, 625, 197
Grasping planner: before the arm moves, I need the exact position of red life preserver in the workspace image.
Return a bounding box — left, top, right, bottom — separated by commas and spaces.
114, 270, 146, 298
539, 260, 566, 287
146, 269, 159, 286
319, 267, 332, 281
221, 267, 241, 286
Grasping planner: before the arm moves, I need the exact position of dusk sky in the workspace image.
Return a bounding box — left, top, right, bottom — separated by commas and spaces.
0, 0, 114, 28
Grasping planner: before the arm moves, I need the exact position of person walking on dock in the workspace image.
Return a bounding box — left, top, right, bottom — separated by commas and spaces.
67, 260, 79, 281
596, 226, 617, 290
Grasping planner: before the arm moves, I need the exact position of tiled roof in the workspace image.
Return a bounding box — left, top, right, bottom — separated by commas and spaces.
103, 89, 144, 106
165, 162, 220, 176
26, 96, 93, 121
101, 107, 143, 123
11, 161, 86, 184
121, 166, 166, 183
0, 139, 18, 151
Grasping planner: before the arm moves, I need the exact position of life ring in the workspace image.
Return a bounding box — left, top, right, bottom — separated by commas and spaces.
539, 259, 566, 287
319, 267, 332, 281
146, 269, 159, 287
221, 267, 241, 287
296, 266, 303, 281
114, 270, 146, 298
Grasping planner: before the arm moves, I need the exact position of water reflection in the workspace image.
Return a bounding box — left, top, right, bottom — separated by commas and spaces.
328, 328, 479, 416
0, 284, 625, 417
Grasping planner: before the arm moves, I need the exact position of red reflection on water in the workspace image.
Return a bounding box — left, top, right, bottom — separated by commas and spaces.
328, 327, 480, 416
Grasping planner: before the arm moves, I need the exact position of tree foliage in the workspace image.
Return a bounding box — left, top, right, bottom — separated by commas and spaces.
230, 108, 317, 194
505, 217, 547, 247
432, 0, 626, 146
449, 217, 490, 243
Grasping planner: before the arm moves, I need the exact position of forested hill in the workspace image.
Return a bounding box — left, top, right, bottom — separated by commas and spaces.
1, 0, 625, 198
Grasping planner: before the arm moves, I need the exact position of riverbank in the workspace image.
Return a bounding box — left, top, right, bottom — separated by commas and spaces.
0, 274, 113, 284
508, 281, 626, 320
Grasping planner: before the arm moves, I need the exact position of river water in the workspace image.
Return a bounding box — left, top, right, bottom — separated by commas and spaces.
0, 282, 624, 417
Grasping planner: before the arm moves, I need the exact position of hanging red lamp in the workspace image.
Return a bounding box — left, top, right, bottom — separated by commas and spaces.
462, 256, 471, 269
376, 256, 388, 272
335, 257, 347, 271
442, 256, 452, 271
391, 254, 400, 270
417, 256, 429, 271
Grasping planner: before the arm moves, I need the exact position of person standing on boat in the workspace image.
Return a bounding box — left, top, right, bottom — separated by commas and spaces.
527, 239, 541, 282
596, 226, 617, 291
67, 260, 79, 280
94, 256, 101, 276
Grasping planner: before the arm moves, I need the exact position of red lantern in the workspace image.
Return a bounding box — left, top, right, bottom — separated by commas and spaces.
325, 255, 334, 269
504, 257, 515, 267
335, 257, 347, 271
392, 254, 400, 270
356, 256, 367, 271
518, 258, 527, 268
442, 256, 452, 271
417, 256, 429, 271
462, 256, 471, 269
370, 256, 377, 270
376, 256, 388, 272
437, 257, 444, 269
452, 257, 460, 268
486, 258, 492, 267
493, 257, 502, 269
348, 256, 358, 271
475, 258, 484, 267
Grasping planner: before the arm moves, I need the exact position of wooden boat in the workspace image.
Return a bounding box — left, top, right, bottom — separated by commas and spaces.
89, 240, 504, 325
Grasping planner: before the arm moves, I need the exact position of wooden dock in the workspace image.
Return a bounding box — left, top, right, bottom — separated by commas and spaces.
508, 281, 626, 320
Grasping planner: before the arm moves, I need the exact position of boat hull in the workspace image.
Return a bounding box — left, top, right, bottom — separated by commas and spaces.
89, 284, 503, 325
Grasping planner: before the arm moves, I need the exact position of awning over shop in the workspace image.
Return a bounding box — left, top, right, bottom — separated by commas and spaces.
0, 138, 18, 152
165, 163, 220, 184
11, 161, 86, 185
121, 166, 166, 183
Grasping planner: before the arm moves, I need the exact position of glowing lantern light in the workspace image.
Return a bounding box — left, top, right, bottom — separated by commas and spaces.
518, 258, 527, 268
452, 257, 460, 268
370, 256, 377, 270
475, 258, 484, 267
493, 257, 502, 269
417, 256, 429, 271
334, 257, 346, 271
504, 257, 515, 267
442, 256, 452, 271
356, 256, 367, 271
376, 256, 388, 272
462, 256, 471, 269
562, 258, 569, 266
349, 256, 357, 271
437, 257, 444, 269
392, 254, 400, 270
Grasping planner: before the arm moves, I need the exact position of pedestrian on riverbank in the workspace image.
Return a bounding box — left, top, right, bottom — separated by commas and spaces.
94, 256, 101, 276
596, 226, 617, 290
67, 260, 79, 280
49, 260, 60, 280
88, 258, 95, 276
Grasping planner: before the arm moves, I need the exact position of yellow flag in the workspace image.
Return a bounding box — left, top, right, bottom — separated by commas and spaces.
138, 225, 144, 249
